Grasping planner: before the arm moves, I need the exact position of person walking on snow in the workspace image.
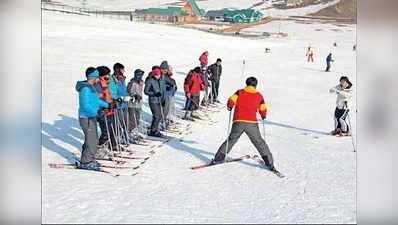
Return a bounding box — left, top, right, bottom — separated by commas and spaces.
207, 58, 222, 103
183, 67, 203, 121
306, 46, 314, 62
127, 69, 145, 135
144, 66, 166, 137
329, 76, 353, 136
76, 67, 111, 171
211, 77, 275, 171
325, 53, 334, 72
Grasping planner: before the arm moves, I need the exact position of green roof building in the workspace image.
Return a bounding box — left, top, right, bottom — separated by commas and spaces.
224, 9, 263, 23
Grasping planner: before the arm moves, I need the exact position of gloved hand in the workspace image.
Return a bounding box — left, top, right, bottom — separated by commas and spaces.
155, 92, 162, 97
134, 94, 142, 101
186, 93, 191, 99
108, 101, 117, 109
115, 98, 123, 103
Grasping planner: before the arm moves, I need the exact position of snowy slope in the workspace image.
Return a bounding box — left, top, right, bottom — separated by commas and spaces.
42, 11, 356, 223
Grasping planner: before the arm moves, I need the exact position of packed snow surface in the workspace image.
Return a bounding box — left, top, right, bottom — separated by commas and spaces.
42, 11, 356, 223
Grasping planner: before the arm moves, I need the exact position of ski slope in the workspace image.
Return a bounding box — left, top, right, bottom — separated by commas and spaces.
42, 11, 356, 224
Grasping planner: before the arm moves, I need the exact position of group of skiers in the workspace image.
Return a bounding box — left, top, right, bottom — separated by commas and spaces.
75, 48, 353, 172
75, 52, 225, 170
306, 46, 335, 72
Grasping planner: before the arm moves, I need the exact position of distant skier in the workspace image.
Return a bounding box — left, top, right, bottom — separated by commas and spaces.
325, 53, 334, 72
353, 44, 356, 51
144, 66, 166, 137
207, 58, 222, 104
329, 76, 353, 136
211, 77, 276, 171
127, 69, 145, 134
333, 42, 338, 47
306, 46, 314, 62
75, 67, 112, 171
183, 67, 203, 121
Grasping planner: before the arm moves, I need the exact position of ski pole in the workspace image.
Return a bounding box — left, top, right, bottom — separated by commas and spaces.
241, 59, 246, 77
159, 97, 167, 135
119, 107, 131, 145
262, 119, 266, 140
103, 113, 114, 153
224, 110, 233, 162
346, 111, 356, 152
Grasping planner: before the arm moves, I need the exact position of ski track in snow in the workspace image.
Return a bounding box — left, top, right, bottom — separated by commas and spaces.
42, 11, 356, 223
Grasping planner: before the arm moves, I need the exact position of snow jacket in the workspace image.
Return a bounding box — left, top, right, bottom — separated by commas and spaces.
164, 75, 177, 98
199, 52, 208, 66
330, 85, 352, 109
227, 86, 267, 123
207, 63, 222, 81
184, 70, 203, 96
144, 72, 166, 104
109, 75, 128, 109
127, 79, 144, 108
108, 75, 118, 100
76, 81, 108, 118
94, 77, 114, 116
326, 54, 334, 63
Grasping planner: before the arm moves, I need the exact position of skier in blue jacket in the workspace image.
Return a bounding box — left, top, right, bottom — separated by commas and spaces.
326, 53, 334, 72
110, 63, 130, 144
76, 67, 114, 171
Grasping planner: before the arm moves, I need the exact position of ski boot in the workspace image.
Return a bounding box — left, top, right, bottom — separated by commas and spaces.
77, 160, 101, 171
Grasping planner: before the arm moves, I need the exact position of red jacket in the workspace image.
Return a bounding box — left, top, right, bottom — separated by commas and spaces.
199, 52, 208, 66
96, 77, 114, 116
184, 70, 203, 95
227, 86, 267, 123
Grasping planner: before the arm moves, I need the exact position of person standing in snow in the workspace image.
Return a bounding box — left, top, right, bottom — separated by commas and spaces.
165, 65, 178, 125
207, 58, 222, 104
95, 66, 117, 151
127, 69, 145, 134
306, 46, 314, 62
183, 67, 203, 121
325, 53, 334, 72
76, 67, 112, 171
329, 76, 353, 136
144, 66, 166, 137
110, 63, 129, 143
159, 61, 176, 130
211, 77, 275, 171
199, 51, 210, 106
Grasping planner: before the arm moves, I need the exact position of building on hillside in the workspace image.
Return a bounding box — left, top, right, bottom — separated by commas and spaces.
137, 0, 203, 24
204, 9, 227, 22
223, 9, 263, 23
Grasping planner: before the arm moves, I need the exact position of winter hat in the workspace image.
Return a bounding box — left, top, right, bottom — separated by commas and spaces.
86, 67, 99, 79
340, 76, 353, 88
133, 69, 145, 80
152, 66, 161, 76
246, 77, 258, 87
160, 61, 169, 70
97, 66, 111, 77
193, 66, 201, 73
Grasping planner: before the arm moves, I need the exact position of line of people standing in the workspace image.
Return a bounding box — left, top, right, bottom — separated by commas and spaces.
76, 53, 223, 171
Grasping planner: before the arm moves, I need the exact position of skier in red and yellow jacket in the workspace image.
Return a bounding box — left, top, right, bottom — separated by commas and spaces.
211, 77, 275, 171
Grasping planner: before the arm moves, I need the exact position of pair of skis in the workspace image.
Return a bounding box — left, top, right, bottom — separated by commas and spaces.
190, 154, 285, 178
48, 162, 139, 177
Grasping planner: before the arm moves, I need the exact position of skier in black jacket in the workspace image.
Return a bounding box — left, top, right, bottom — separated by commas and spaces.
207, 58, 222, 103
